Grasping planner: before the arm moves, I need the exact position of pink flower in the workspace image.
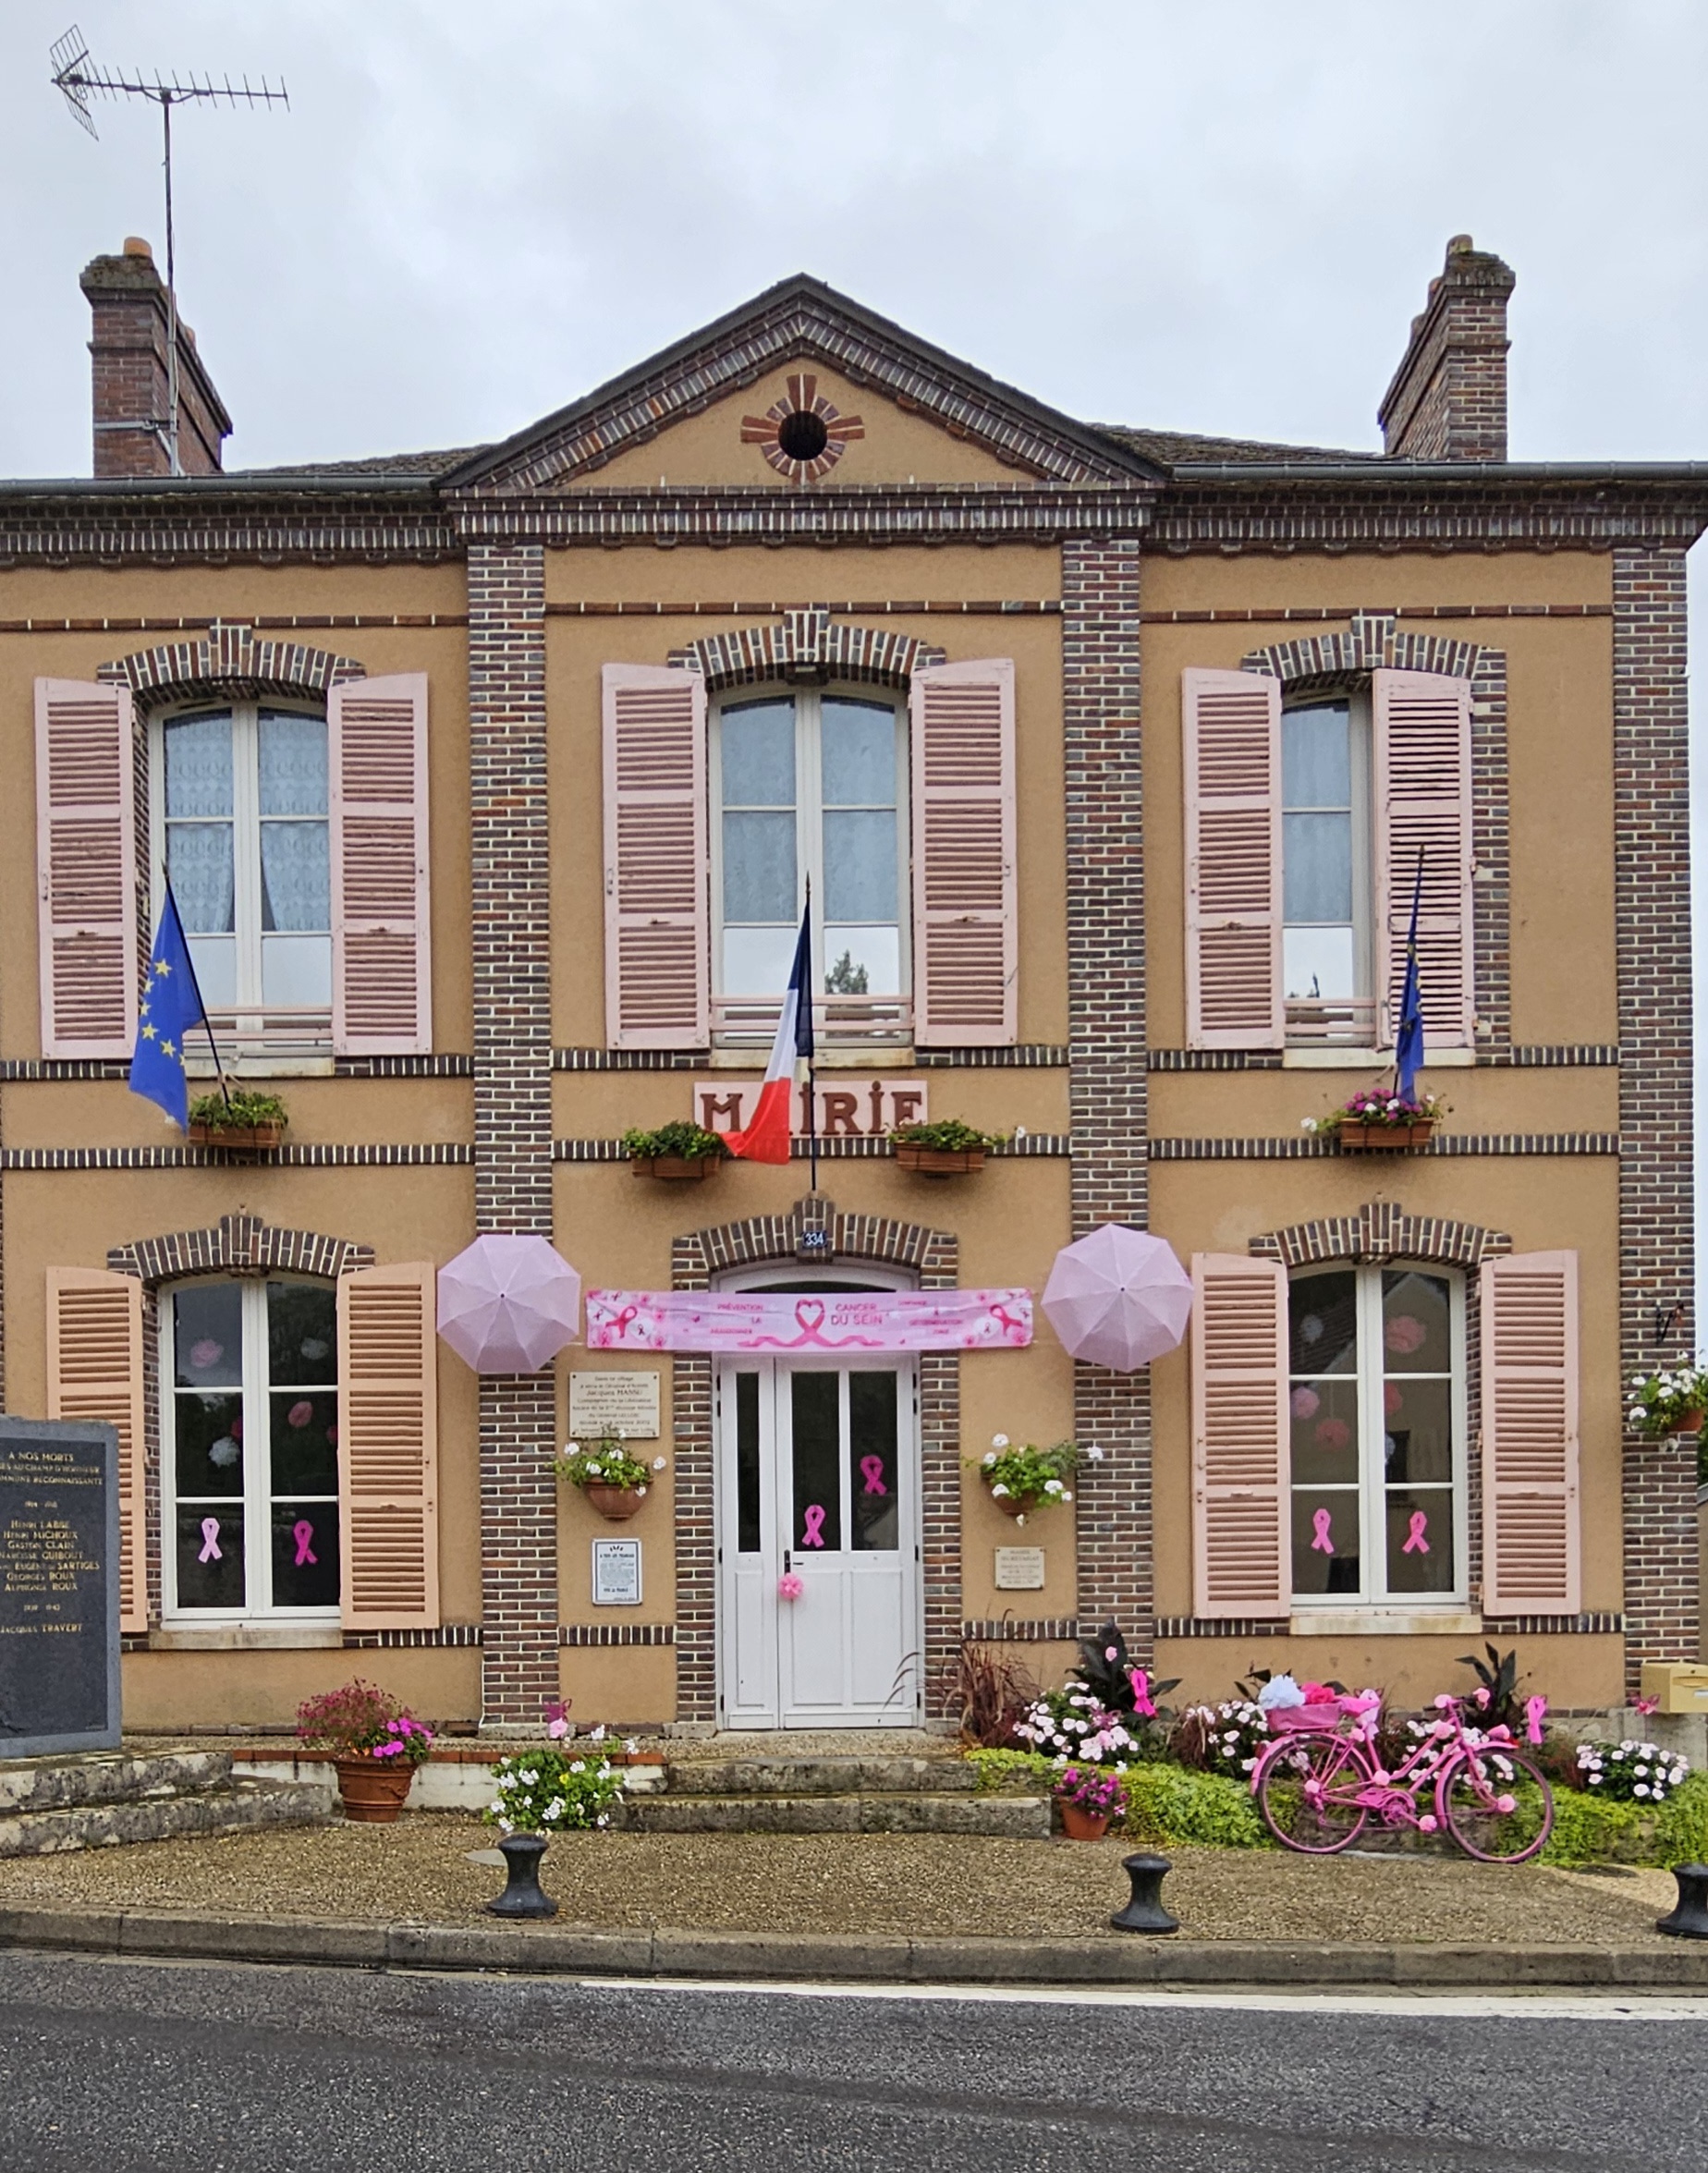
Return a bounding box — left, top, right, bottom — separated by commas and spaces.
1385, 1315, 1427, 1356
1634, 1695, 1661, 1717
1289, 1386, 1321, 1421
287, 1399, 313, 1429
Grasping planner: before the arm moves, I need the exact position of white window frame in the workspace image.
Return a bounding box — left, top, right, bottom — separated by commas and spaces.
1287, 1259, 1469, 1608
160, 1276, 341, 1625
1281, 688, 1375, 1049
148, 696, 333, 1055
709, 683, 911, 1033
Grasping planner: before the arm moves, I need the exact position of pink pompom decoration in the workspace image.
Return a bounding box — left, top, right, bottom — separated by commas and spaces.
189, 1338, 224, 1370
1313, 1417, 1351, 1452
1289, 1386, 1321, 1421
1495, 1794, 1517, 1815
1384, 1383, 1403, 1417
287, 1399, 313, 1429
777, 1573, 804, 1601
1384, 1314, 1427, 1356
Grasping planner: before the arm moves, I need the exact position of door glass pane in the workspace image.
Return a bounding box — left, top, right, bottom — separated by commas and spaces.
164, 712, 234, 817
723, 923, 799, 996
271, 1502, 339, 1607
1385, 1487, 1455, 1593
790, 1372, 842, 1553
1283, 925, 1356, 1004
820, 700, 896, 805
848, 1372, 899, 1550
1291, 1490, 1360, 1596
166, 823, 236, 934
722, 811, 797, 922
260, 823, 331, 932
824, 810, 898, 923
721, 700, 796, 805
1290, 1270, 1360, 1597
1382, 1271, 1453, 1373
735, 1371, 761, 1556
1382, 1376, 1452, 1484
176, 1507, 244, 1609
176, 1284, 242, 1387
262, 934, 333, 1006
1282, 812, 1353, 922
175, 1390, 244, 1497
257, 712, 327, 816
1289, 1273, 1358, 1375
824, 925, 899, 995
1281, 702, 1351, 806
268, 1282, 336, 1383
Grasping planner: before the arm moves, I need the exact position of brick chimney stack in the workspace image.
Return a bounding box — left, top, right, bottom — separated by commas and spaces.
1378, 234, 1516, 462
79, 238, 232, 478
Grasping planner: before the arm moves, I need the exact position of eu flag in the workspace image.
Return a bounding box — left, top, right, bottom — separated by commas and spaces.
1394, 850, 1425, 1102
128, 888, 213, 1130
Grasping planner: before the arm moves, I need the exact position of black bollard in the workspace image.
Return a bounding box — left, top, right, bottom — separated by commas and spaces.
1655, 1862, 1708, 1940
1110, 1851, 1179, 1935
486, 1832, 557, 1919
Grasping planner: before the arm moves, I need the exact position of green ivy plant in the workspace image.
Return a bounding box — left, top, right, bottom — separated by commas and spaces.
484, 1739, 627, 1833
620, 1120, 729, 1163
556, 1432, 660, 1494
188, 1088, 288, 1130
1626, 1363, 1708, 1439
891, 1117, 1006, 1153
971, 1434, 1080, 1515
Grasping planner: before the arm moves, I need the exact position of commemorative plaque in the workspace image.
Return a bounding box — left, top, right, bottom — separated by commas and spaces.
0, 1417, 120, 1757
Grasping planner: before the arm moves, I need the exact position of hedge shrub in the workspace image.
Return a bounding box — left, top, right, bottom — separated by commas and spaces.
1122, 1760, 1271, 1850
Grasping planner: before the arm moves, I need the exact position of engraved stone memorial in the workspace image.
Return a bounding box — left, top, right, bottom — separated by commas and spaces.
0, 1417, 120, 1757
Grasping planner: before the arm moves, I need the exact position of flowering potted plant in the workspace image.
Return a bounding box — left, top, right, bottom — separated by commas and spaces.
890, 1117, 1006, 1178
621, 1120, 728, 1181
1572, 1739, 1691, 1801
557, 1432, 667, 1519
482, 1710, 634, 1918
1626, 1363, 1708, 1438
1302, 1086, 1445, 1153
295, 1679, 434, 1822
1054, 1763, 1128, 1840
973, 1434, 1083, 1522
188, 1087, 288, 1151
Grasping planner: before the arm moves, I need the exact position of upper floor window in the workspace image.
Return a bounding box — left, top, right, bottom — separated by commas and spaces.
152, 702, 332, 1019
1282, 696, 1372, 1037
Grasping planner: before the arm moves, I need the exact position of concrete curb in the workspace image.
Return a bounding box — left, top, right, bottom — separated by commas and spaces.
2, 1903, 1707, 1988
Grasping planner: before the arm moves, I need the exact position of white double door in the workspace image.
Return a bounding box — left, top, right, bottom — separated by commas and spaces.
716, 1355, 921, 1728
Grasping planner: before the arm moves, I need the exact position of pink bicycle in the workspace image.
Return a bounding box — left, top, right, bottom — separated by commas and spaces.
1250, 1692, 1556, 1862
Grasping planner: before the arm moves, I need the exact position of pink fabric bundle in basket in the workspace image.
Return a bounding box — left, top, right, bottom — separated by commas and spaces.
1269, 1702, 1351, 1733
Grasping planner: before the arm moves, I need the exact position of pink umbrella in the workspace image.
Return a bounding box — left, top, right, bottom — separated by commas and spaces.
437, 1235, 581, 1373
1042, 1225, 1193, 1372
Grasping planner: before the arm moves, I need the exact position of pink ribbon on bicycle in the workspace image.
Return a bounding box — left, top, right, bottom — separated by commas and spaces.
1401, 1509, 1429, 1555
859, 1455, 887, 1496
198, 1517, 222, 1563
292, 1520, 317, 1568
1310, 1507, 1335, 1554
801, 1503, 827, 1548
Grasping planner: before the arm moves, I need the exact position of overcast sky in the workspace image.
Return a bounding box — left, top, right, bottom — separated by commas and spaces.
6, 0, 1708, 1306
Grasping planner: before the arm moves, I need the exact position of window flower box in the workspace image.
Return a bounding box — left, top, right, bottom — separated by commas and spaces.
1302, 1087, 1445, 1155
621, 1122, 728, 1182
1337, 1118, 1434, 1154
558, 1434, 666, 1519
891, 1118, 1004, 1178
895, 1144, 985, 1178
186, 1090, 288, 1152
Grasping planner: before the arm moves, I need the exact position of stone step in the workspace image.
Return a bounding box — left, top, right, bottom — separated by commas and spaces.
0, 1774, 336, 1859
623, 1791, 1050, 1838
0, 1747, 235, 1816
662, 1756, 977, 1797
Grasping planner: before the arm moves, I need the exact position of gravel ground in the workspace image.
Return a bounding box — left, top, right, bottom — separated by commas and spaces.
0, 1818, 1681, 1943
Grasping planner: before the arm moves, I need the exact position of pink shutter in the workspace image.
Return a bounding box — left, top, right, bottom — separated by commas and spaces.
34, 678, 138, 1057
1190, 1252, 1289, 1618
909, 658, 1017, 1046
337, 1262, 440, 1630
1480, 1251, 1580, 1615
1184, 669, 1283, 1049
330, 673, 432, 1056
47, 1267, 147, 1634
603, 664, 709, 1048
1373, 669, 1474, 1048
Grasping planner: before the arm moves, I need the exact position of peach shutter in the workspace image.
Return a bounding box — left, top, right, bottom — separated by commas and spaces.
34, 678, 139, 1058
1184, 669, 1283, 1049
1372, 669, 1475, 1048
909, 658, 1017, 1045
602, 664, 709, 1048
1190, 1253, 1290, 1618
46, 1267, 147, 1634
1480, 1251, 1580, 1614
336, 1263, 440, 1630
330, 674, 432, 1055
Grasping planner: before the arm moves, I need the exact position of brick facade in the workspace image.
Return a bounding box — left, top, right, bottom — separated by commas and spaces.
81, 243, 231, 479
1377, 236, 1515, 462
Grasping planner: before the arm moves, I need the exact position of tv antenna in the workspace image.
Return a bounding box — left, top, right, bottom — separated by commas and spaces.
50, 25, 288, 476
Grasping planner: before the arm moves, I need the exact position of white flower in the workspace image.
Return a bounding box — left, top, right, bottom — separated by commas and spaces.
653, 1457, 667, 1471
586, 1461, 602, 1476
566, 1442, 580, 1455
992, 1434, 1009, 1449
637, 1484, 648, 1497
1061, 1492, 1073, 1503
1086, 1445, 1104, 1462
990, 1483, 1008, 1497
982, 1451, 997, 1467
1043, 1479, 1063, 1494
1014, 1512, 1026, 1526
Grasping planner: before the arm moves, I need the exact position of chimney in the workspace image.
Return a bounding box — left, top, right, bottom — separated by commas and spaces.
1377, 234, 1516, 462
79, 238, 232, 478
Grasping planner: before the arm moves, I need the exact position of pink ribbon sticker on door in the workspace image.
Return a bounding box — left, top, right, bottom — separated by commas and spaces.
800, 1504, 827, 1548
1310, 1508, 1335, 1555
198, 1517, 222, 1563
1401, 1510, 1429, 1555
859, 1455, 888, 1496
292, 1520, 318, 1568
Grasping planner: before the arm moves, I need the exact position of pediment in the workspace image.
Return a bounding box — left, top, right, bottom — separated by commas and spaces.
443, 276, 1161, 494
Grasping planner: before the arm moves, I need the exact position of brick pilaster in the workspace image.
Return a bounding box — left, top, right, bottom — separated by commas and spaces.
468, 540, 558, 1724
1063, 536, 1151, 1649
1613, 547, 1698, 1691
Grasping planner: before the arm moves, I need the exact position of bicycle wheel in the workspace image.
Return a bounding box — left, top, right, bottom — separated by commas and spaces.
1255, 1733, 1371, 1853
1439, 1745, 1554, 1863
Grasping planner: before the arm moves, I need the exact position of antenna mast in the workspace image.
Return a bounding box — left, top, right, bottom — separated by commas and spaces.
50, 26, 288, 477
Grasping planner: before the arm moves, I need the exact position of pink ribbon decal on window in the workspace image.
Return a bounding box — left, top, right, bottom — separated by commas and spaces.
1401, 1510, 1430, 1555
859, 1455, 888, 1496
800, 1504, 827, 1548
1310, 1507, 1335, 1554
292, 1520, 318, 1568
198, 1517, 222, 1563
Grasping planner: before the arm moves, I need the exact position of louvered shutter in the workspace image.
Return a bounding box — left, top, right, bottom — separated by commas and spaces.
330, 674, 432, 1055
909, 658, 1017, 1045
1184, 669, 1283, 1049
46, 1267, 146, 1634
336, 1263, 440, 1630
1372, 669, 1474, 1048
1190, 1252, 1289, 1618
34, 679, 139, 1057
602, 664, 709, 1048
1480, 1251, 1580, 1614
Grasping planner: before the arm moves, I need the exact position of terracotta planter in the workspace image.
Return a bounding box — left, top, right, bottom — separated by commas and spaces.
985, 1485, 1033, 1519
334, 1755, 417, 1823
894, 1144, 985, 1178
630, 1155, 719, 1181
1057, 1801, 1114, 1841
1336, 1119, 1434, 1154
188, 1120, 286, 1150
583, 1482, 647, 1520
1676, 1410, 1705, 1435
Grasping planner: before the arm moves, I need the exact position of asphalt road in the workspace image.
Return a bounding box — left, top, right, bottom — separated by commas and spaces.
0, 1952, 1704, 2172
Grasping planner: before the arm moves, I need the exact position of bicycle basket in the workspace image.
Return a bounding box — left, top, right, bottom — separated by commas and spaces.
1267, 1702, 1352, 1734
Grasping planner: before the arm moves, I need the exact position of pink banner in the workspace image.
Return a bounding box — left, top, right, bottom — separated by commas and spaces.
584, 1288, 1033, 1354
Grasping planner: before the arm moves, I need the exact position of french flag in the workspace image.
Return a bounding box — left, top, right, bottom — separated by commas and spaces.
718, 906, 813, 1165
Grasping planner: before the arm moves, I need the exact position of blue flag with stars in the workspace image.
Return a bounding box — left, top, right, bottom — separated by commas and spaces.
128, 888, 213, 1129
1394, 851, 1426, 1103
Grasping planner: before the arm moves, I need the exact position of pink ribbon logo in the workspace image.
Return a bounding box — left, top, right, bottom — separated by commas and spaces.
1401, 1510, 1430, 1555
1524, 1694, 1548, 1746
1310, 1507, 1335, 1555
751, 1299, 881, 1351
292, 1520, 317, 1568
989, 1304, 1029, 1344
198, 1517, 222, 1563
859, 1455, 887, 1496
801, 1504, 827, 1548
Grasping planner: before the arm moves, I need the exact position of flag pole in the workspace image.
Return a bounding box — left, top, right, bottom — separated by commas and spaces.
805, 875, 819, 1192
163, 872, 233, 1117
